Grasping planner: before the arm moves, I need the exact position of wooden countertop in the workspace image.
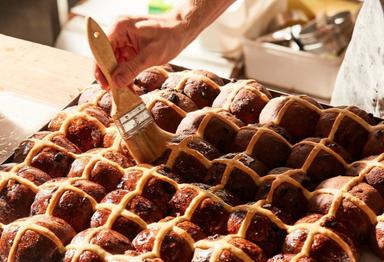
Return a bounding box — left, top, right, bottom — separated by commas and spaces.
0, 34, 94, 163
0, 34, 94, 106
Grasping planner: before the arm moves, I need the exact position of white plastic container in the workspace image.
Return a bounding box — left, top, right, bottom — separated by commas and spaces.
243, 38, 343, 100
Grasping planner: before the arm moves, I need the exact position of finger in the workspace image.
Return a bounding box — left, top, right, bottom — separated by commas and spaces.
108, 18, 142, 49
94, 66, 109, 90
118, 45, 137, 62
109, 29, 138, 65
112, 52, 150, 88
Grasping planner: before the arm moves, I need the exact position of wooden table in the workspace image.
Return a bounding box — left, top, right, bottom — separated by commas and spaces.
0, 34, 94, 163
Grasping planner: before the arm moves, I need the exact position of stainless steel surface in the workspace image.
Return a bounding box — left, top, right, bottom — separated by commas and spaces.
0, 92, 59, 163
267, 9, 309, 33
299, 11, 353, 55
259, 11, 354, 57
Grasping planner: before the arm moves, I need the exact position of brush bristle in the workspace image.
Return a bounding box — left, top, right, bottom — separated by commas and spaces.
122, 122, 170, 163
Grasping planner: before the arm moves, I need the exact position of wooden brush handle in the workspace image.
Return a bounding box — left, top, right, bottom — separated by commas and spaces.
86, 17, 141, 114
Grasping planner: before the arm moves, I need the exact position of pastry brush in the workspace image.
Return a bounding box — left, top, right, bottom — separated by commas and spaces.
86, 17, 171, 163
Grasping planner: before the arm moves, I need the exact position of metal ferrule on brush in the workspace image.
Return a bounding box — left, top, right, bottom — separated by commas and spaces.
115, 102, 154, 139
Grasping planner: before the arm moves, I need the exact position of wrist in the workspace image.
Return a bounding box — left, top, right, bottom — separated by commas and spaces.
167, 0, 235, 45
165, 8, 194, 48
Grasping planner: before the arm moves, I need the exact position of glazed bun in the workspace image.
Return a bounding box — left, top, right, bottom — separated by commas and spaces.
309, 176, 384, 239
30, 145, 75, 178
257, 168, 311, 221
67, 150, 128, 192
315, 106, 377, 159
286, 138, 351, 183
101, 190, 164, 224
0, 166, 51, 224
78, 84, 112, 114
63, 227, 133, 261
117, 167, 177, 214
133, 65, 173, 95
176, 108, 243, 153
259, 95, 322, 142
142, 89, 198, 133
13, 132, 80, 163
162, 69, 224, 108
192, 235, 266, 262
169, 185, 230, 236
227, 208, 287, 257
347, 155, 384, 198
282, 214, 359, 262
213, 79, 272, 124
158, 135, 220, 183
205, 152, 268, 203
31, 178, 106, 232
48, 105, 109, 152
232, 124, 292, 168
0, 215, 75, 261
132, 221, 201, 262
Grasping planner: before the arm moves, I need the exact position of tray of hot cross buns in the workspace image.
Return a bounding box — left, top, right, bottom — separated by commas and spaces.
0, 64, 383, 262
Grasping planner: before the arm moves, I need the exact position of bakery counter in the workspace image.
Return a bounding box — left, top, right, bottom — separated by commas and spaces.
0, 34, 94, 163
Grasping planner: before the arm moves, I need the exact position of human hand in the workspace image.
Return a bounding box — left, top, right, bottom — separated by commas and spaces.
95, 0, 234, 90
95, 15, 187, 89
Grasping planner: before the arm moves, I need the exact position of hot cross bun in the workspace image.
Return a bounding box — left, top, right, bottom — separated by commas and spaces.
259, 96, 323, 142
176, 108, 244, 153
142, 89, 198, 133
162, 70, 224, 108
0, 167, 51, 224
133, 65, 173, 95
0, 215, 75, 261
213, 79, 272, 124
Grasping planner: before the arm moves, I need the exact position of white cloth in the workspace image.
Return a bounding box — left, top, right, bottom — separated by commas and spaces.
331, 0, 384, 117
